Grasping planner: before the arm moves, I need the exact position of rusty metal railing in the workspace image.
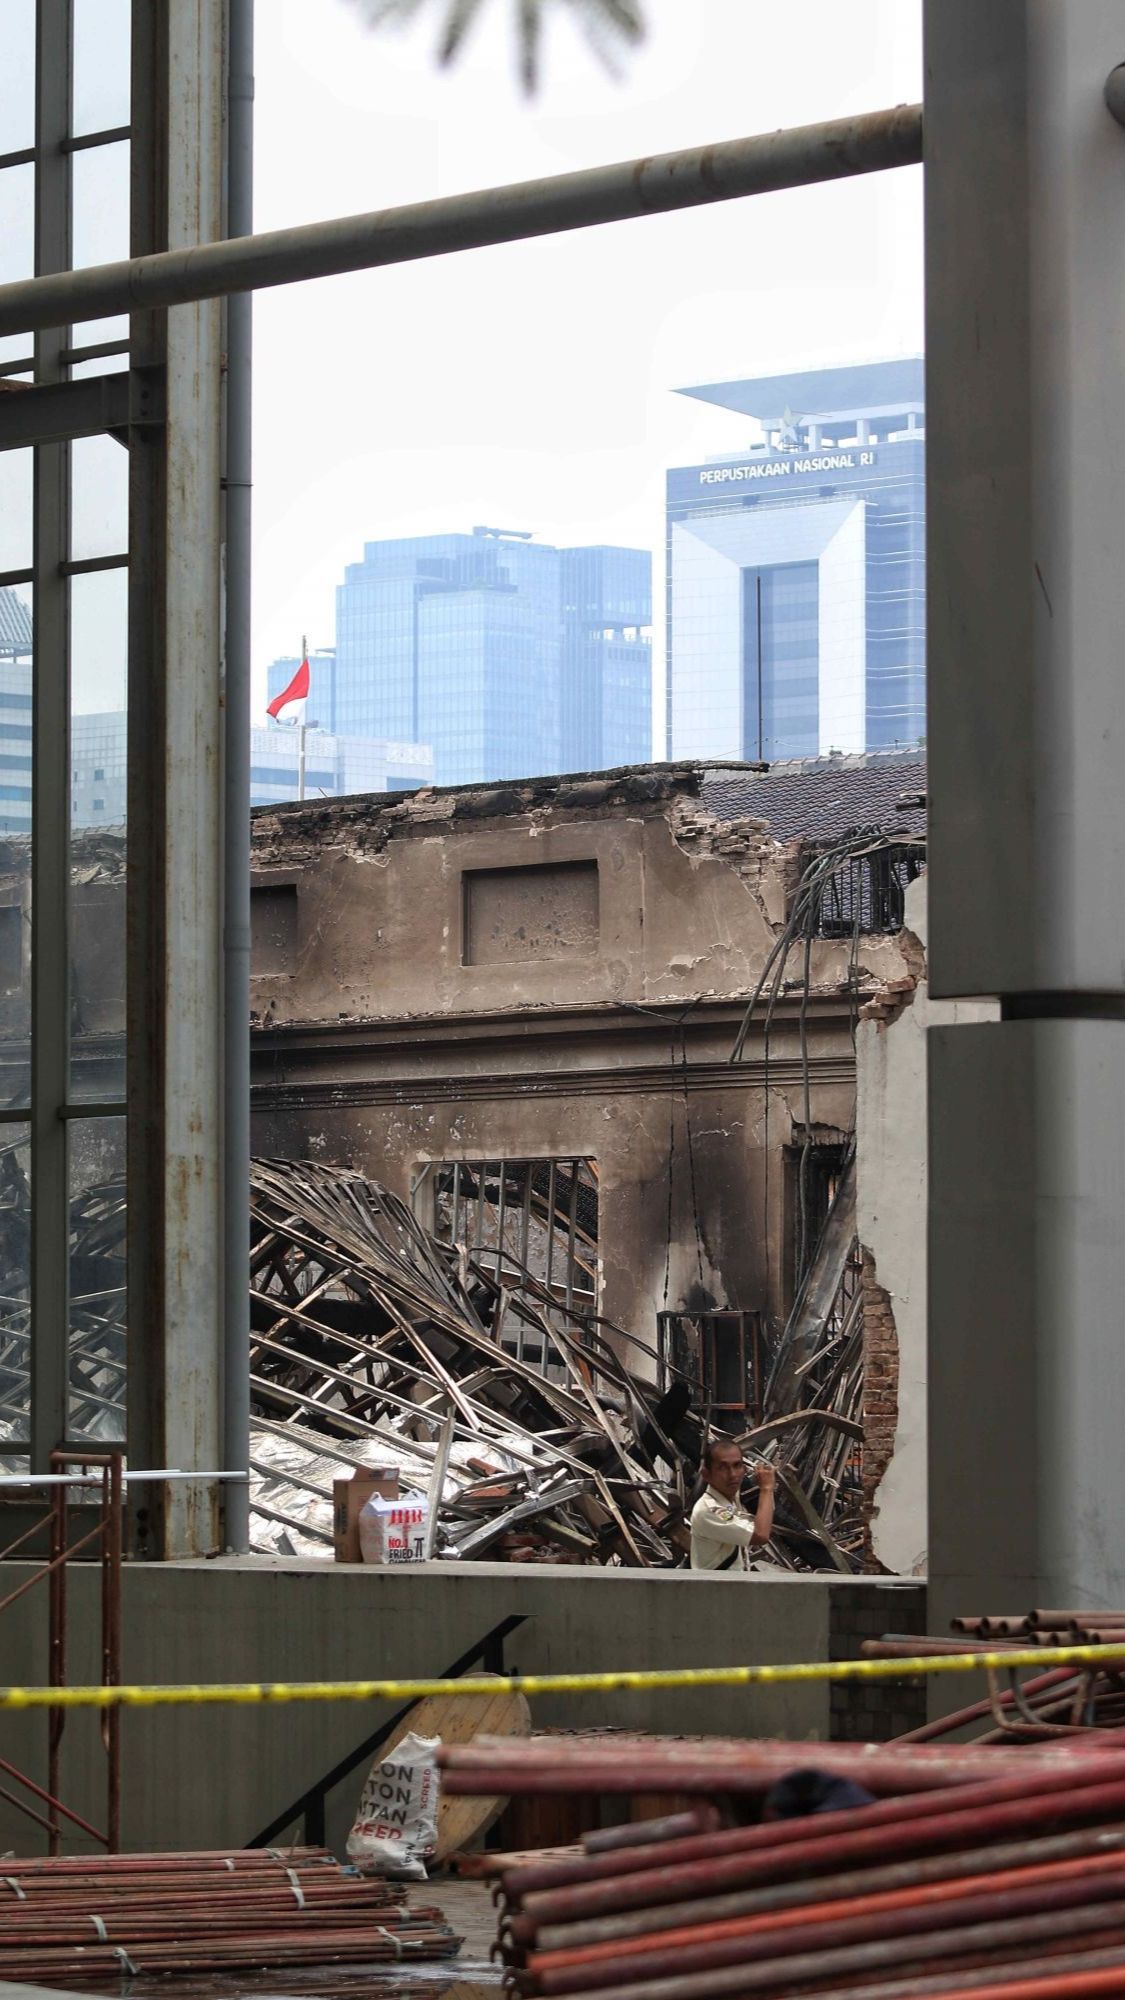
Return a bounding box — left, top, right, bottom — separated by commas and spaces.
0, 1448, 122, 1851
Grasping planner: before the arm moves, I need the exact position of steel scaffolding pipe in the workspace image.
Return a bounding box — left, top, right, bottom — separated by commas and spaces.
0, 104, 921, 336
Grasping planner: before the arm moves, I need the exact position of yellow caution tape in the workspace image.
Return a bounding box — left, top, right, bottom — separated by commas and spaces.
0, 1642, 1124, 1710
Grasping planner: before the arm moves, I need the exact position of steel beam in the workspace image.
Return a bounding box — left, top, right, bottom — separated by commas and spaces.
0, 106, 922, 336
0, 373, 133, 450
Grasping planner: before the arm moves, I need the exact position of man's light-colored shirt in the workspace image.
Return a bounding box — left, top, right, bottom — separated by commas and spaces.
689, 1484, 760, 1571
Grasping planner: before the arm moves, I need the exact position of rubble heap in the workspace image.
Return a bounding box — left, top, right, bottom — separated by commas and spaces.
247, 1157, 864, 1571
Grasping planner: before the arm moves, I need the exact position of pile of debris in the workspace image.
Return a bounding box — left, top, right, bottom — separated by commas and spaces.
0, 1147, 870, 1571
750, 1155, 867, 1571
247, 1157, 863, 1571
248, 1157, 692, 1567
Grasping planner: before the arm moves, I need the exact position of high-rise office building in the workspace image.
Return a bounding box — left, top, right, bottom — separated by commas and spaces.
0, 589, 33, 835
71, 712, 433, 824
666, 359, 924, 763
560, 546, 651, 772
247, 725, 432, 807
334, 528, 651, 786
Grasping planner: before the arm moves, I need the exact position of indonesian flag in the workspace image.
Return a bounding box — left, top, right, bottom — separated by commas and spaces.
267, 655, 310, 724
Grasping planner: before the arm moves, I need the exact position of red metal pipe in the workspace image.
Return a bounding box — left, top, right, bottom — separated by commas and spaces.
0, 1512, 53, 1565
0, 1782, 56, 1838
0, 1752, 107, 1843
539, 1902, 1125, 2000
862, 1638, 1000, 1656
1030, 1610, 1125, 1629
525, 1847, 1125, 1989
584, 1812, 718, 1855
804, 1945, 1125, 1999
508, 1773, 1125, 1932
498, 1756, 1125, 1904
529, 1823, 1125, 1955
893, 1669, 1078, 1744
466, 1743, 1125, 1799
442, 1734, 1125, 1795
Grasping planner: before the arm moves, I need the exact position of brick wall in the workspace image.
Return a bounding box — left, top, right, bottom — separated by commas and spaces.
860, 1247, 899, 1564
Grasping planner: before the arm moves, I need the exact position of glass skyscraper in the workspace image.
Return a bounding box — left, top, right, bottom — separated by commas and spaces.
334, 528, 651, 787
0, 590, 33, 834
667, 359, 925, 763
70, 712, 433, 823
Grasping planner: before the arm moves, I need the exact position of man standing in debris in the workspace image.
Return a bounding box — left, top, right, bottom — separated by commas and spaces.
690, 1439, 776, 1571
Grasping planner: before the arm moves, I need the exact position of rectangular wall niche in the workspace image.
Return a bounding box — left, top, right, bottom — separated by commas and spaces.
463, 861, 599, 966
250, 883, 298, 976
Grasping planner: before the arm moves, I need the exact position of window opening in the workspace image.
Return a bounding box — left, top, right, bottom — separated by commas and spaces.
815, 843, 924, 936
656, 1308, 764, 1422
415, 1157, 598, 1383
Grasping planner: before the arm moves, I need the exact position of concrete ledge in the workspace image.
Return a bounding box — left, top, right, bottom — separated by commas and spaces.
0, 1560, 925, 1854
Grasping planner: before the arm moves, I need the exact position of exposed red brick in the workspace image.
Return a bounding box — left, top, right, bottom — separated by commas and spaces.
859, 1246, 899, 1569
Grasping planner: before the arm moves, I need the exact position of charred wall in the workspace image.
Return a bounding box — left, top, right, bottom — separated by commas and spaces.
250, 771, 916, 1372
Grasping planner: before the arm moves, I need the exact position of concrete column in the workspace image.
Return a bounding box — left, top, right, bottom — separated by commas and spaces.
127, 0, 225, 1556
925, 1, 1125, 1632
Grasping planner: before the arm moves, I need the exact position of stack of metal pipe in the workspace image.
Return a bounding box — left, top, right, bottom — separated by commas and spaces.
862, 1616, 1125, 1742
0, 1847, 461, 1986
440, 1736, 1125, 1997
955, 1610, 1125, 1648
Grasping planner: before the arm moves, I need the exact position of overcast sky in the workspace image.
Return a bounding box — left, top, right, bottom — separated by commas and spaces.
251, 0, 923, 741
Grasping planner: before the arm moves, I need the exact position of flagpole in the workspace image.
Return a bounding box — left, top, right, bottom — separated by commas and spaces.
297, 631, 307, 802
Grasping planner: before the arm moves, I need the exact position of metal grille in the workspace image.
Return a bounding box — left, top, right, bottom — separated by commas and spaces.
815, 845, 924, 936
414, 1158, 598, 1383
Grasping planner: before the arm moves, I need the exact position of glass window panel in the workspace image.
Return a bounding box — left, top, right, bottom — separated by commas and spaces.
0, 1123, 31, 1446
70, 572, 126, 1101
71, 142, 130, 351
70, 566, 127, 716
0, 452, 33, 575
70, 350, 128, 379
0, 163, 35, 369
67, 1115, 126, 1443
73, 143, 130, 269
73, 0, 131, 137
71, 435, 128, 563
0, 2, 36, 156
0, 579, 32, 1116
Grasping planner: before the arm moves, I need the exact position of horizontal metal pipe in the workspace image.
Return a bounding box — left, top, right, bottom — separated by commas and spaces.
1029, 1611, 1125, 1630
864, 1637, 998, 1657
446, 1744, 1116, 1798
0, 105, 921, 337
540, 1903, 1125, 2000
752, 1945, 1125, 2000
509, 1773, 1125, 1933
530, 1824, 1125, 1956
500, 1755, 1125, 1908
527, 1849, 1125, 1991
584, 1812, 719, 1855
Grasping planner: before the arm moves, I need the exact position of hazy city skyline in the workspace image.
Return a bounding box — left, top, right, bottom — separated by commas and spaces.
251, 0, 923, 748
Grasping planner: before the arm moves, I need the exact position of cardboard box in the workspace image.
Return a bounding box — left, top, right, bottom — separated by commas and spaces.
333, 1468, 400, 1563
